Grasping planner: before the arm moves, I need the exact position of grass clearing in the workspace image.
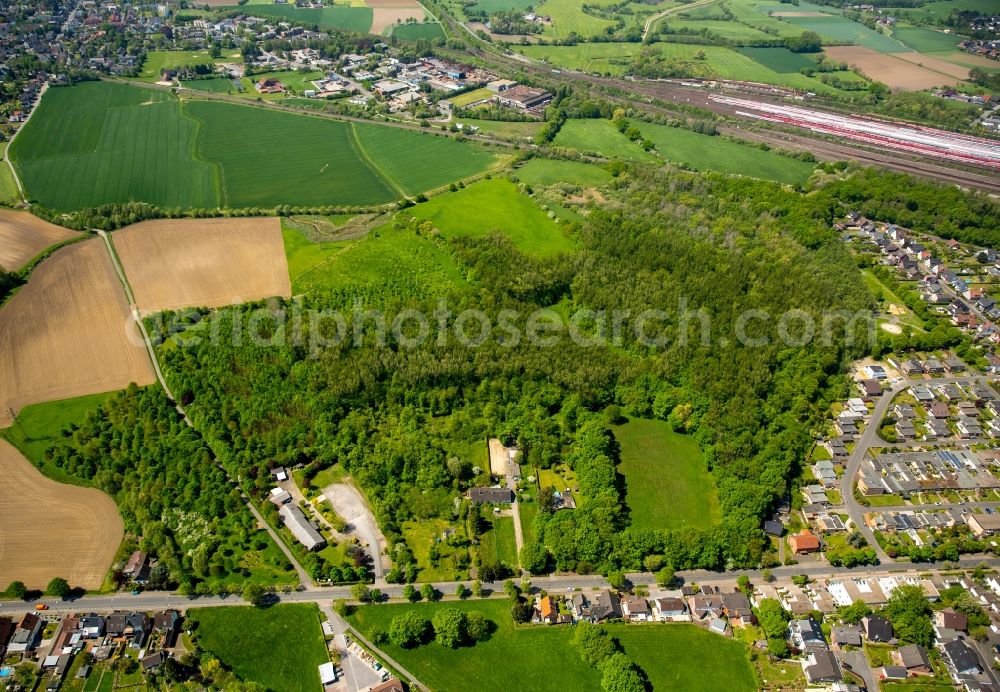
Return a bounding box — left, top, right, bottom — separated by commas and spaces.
861, 269, 924, 330
554, 118, 658, 162
782, 14, 907, 52
182, 77, 239, 93
406, 178, 576, 256
613, 418, 721, 530
401, 519, 469, 582
536, 0, 617, 38
138, 50, 241, 81
390, 22, 447, 40
455, 118, 542, 140
638, 123, 815, 185
515, 158, 613, 187
449, 87, 494, 107
190, 604, 328, 692
347, 599, 755, 692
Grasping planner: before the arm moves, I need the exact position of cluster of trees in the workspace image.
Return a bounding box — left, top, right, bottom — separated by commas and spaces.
383, 607, 492, 649
0, 269, 22, 304
785, 31, 823, 53
571, 623, 647, 692
41, 385, 293, 590
755, 598, 791, 657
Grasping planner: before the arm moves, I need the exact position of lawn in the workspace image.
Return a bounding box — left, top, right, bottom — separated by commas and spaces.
405, 178, 576, 256
638, 123, 816, 185
137, 49, 242, 81
11, 81, 217, 211
281, 220, 468, 297
390, 22, 447, 40
401, 519, 469, 582
553, 118, 658, 162
518, 497, 539, 544
482, 515, 518, 567
515, 158, 613, 187
1, 391, 117, 485
450, 87, 495, 107
347, 599, 755, 691
220, 4, 374, 33
12, 81, 499, 211
612, 418, 721, 530
190, 604, 329, 692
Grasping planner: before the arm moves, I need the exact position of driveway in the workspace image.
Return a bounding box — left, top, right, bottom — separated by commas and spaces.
323, 483, 389, 580
838, 650, 877, 691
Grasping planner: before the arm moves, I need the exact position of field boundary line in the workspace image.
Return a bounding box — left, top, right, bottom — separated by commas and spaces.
3, 82, 48, 204
346, 122, 409, 199
181, 99, 228, 208
642, 0, 724, 41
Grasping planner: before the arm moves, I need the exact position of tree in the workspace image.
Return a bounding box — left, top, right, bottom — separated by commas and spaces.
432, 608, 467, 648
655, 565, 675, 588
838, 601, 872, 625
352, 583, 371, 603
421, 583, 436, 601
737, 575, 752, 596
761, 569, 773, 583
511, 600, 534, 623
884, 583, 933, 647
520, 542, 549, 575
5, 581, 27, 600
572, 622, 619, 666
606, 570, 626, 590
466, 611, 490, 642
791, 575, 809, 587
242, 582, 266, 606
766, 637, 789, 658
756, 599, 790, 639
599, 652, 645, 692
389, 612, 429, 648
455, 583, 469, 599
503, 579, 520, 600
45, 577, 71, 599
403, 584, 418, 602
471, 580, 483, 598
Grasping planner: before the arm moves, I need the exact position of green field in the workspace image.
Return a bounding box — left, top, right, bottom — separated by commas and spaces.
455, 118, 543, 140
554, 119, 658, 162
893, 0, 999, 24
239, 69, 327, 96
638, 123, 816, 185
480, 515, 518, 567
781, 14, 908, 52
665, 19, 775, 40
138, 50, 242, 81
281, 220, 468, 297
389, 22, 447, 40
536, 0, 618, 38
891, 25, 961, 53
12, 81, 499, 211
347, 600, 755, 691
405, 178, 576, 256
736, 46, 816, 73
612, 418, 721, 530
468, 0, 536, 12
450, 87, 494, 107
11, 81, 217, 210
515, 158, 613, 187
0, 145, 20, 205
182, 77, 239, 93
220, 4, 374, 33
190, 605, 328, 692
1, 391, 116, 484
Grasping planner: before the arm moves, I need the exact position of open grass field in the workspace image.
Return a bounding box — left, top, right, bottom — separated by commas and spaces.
536, 0, 618, 38
637, 123, 815, 185
736, 46, 816, 72
515, 158, 613, 187
455, 118, 542, 140
893, 0, 999, 24
479, 515, 518, 568
781, 14, 908, 52
823, 46, 964, 89
11, 82, 217, 211
665, 19, 775, 40
181, 77, 239, 93
401, 519, 469, 581
12, 82, 499, 211
0, 209, 79, 271
0, 239, 154, 426
468, 0, 535, 12
113, 218, 291, 314
238, 69, 326, 96
190, 604, 328, 692
348, 599, 755, 691
891, 25, 960, 53
554, 118, 658, 162
138, 50, 242, 82
450, 87, 494, 107
1, 392, 114, 483
612, 418, 721, 530
405, 178, 576, 256
0, 439, 123, 590
389, 21, 447, 39
282, 220, 468, 297
220, 4, 374, 32
0, 144, 19, 205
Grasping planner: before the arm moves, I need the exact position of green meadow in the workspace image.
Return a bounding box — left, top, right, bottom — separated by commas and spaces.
553, 119, 658, 162
515, 158, 614, 187
219, 4, 374, 33
613, 418, 721, 530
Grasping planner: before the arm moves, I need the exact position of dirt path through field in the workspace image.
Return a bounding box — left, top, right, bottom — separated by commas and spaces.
0, 439, 123, 590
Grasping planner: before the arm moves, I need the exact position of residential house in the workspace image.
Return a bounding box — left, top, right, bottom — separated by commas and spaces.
7, 613, 43, 653
895, 644, 932, 675
621, 595, 651, 622
140, 651, 168, 673
803, 649, 841, 683
966, 512, 1000, 537
651, 597, 686, 621
860, 379, 882, 397
79, 614, 104, 639
943, 638, 982, 675
152, 610, 180, 647
935, 608, 969, 632
790, 617, 825, 650
122, 550, 148, 583
863, 615, 894, 643
708, 617, 729, 636
722, 592, 756, 627
687, 594, 724, 620
268, 487, 292, 505
789, 530, 821, 554
831, 624, 862, 647
864, 364, 888, 380
535, 595, 559, 624
468, 487, 515, 504
572, 590, 622, 622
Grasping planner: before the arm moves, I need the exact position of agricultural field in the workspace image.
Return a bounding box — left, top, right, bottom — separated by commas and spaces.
347, 599, 756, 692
282, 217, 468, 297
369, 0, 427, 34
515, 158, 613, 187
891, 0, 999, 25
735, 46, 816, 72
388, 21, 447, 39
553, 118, 657, 162
663, 18, 775, 40
112, 218, 291, 314
612, 418, 721, 530
0, 145, 19, 205
12, 81, 501, 211
221, 4, 374, 33
0, 239, 155, 426
823, 46, 965, 90
138, 49, 242, 82
0, 209, 79, 271
10, 81, 217, 211
780, 13, 908, 52
467, 0, 535, 12
181, 77, 239, 93
404, 178, 576, 256
891, 25, 960, 53
189, 604, 329, 692
637, 123, 816, 185
535, 0, 618, 38
0, 439, 123, 590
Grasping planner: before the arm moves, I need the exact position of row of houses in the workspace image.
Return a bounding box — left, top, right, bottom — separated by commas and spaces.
0, 609, 180, 659
858, 449, 1000, 496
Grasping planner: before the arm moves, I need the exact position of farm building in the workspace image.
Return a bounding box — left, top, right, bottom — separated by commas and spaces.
278, 504, 326, 551
468, 487, 514, 504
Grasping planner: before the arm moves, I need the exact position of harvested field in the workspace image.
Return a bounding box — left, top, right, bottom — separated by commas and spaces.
368, 0, 425, 33
0, 439, 123, 590
0, 209, 79, 271
0, 239, 154, 425
892, 50, 971, 80
824, 46, 964, 90
113, 218, 291, 314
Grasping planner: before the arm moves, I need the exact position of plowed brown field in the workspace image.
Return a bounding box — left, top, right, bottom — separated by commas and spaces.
0, 209, 79, 271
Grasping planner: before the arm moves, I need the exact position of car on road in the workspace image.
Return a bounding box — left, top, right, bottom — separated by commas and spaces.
34, 604, 48, 611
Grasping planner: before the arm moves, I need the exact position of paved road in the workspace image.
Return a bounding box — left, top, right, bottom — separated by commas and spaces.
839, 374, 992, 563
